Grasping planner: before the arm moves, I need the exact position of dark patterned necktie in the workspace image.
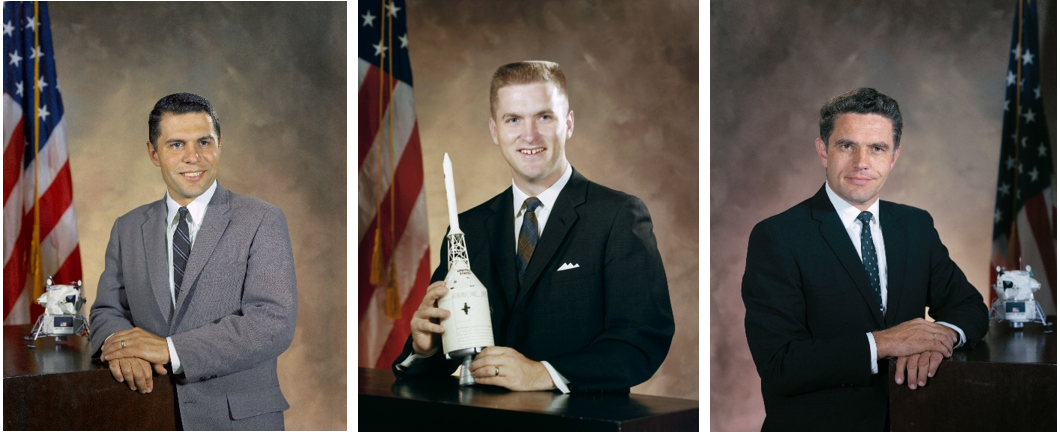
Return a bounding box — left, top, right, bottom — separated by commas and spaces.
516, 197, 542, 281
173, 207, 191, 298
857, 211, 883, 312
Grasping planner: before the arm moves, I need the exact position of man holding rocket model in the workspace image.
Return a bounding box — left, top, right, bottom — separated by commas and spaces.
391, 61, 675, 392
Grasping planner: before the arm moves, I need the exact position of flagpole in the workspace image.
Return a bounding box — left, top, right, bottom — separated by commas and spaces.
30, 1, 44, 305
385, 0, 401, 319
1007, 0, 1026, 268
370, 0, 388, 286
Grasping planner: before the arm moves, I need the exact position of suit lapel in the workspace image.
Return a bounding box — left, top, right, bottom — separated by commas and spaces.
810, 186, 885, 327
173, 184, 232, 319
514, 169, 586, 309
880, 201, 906, 326
485, 189, 518, 310
142, 198, 174, 322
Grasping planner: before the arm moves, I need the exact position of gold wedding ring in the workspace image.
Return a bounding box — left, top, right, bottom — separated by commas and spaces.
121, 340, 126, 349
495, 366, 500, 377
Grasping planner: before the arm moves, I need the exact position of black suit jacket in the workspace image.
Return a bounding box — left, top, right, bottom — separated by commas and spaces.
392, 168, 674, 392
741, 184, 988, 431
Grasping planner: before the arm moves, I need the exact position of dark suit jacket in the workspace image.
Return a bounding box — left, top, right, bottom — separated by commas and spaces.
89, 183, 298, 430
741, 184, 988, 431
392, 168, 674, 392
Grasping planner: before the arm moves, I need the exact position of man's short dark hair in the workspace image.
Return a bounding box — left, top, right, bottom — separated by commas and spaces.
148, 93, 221, 149
819, 88, 902, 148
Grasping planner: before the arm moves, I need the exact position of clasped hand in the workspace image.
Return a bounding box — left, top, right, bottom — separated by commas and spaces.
100, 327, 171, 394
873, 318, 958, 390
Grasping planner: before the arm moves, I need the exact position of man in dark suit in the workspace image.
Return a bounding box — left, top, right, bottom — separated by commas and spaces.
391, 61, 674, 392
89, 93, 297, 430
741, 88, 989, 430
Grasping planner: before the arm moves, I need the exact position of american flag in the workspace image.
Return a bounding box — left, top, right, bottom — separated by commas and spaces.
3, 1, 82, 324
358, 0, 432, 369
990, 0, 1055, 314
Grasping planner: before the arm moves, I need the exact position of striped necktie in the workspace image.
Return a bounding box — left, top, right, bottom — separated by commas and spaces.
516, 197, 542, 281
173, 207, 191, 298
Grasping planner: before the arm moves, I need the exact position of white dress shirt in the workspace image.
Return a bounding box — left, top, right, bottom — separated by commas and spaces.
823, 182, 965, 374
163, 180, 217, 374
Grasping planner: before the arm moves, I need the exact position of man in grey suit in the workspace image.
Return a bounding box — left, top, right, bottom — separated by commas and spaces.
89, 93, 297, 430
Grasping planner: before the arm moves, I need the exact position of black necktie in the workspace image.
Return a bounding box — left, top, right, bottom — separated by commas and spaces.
857, 211, 883, 312
173, 207, 191, 298
516, 197, 542, 281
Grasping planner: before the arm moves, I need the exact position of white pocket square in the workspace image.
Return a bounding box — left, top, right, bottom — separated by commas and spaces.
557, 263, 580, 271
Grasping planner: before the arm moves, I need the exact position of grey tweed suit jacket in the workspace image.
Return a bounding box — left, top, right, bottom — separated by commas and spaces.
89, 183, 298, 430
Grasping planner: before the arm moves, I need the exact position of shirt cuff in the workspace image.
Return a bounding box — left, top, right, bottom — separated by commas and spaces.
166, 337, 183, 374
541, 361, 570, 394
935, 321, 967, 348
395, 347, 438, 371
867, 332, 879, 374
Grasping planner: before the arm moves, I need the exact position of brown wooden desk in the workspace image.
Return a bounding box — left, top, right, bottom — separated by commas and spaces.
888, 316, 1056, 431
358, 367, 698, 431
3, 324, 179, 430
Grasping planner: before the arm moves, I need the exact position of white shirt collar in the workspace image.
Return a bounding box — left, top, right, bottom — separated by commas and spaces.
512, 163, 573, 217
824, 181, 880, 225
166, 180, 218, 226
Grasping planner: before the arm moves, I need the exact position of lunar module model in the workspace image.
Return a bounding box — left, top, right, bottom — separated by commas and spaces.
439, 153, 496, 386
989, 266, 1050, 328
28, 277, 90, 345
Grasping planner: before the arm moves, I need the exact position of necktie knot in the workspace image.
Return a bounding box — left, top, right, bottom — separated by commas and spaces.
524, 197, 542, 214
178, 207, 189, 223
857, 211, 872, 226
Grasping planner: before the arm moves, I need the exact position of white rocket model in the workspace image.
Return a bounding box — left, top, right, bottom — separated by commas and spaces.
439, 153, 495, 386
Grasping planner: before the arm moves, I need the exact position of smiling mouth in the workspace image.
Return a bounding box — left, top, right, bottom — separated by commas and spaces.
519, 148, 544, 155
182, 171, 205, 179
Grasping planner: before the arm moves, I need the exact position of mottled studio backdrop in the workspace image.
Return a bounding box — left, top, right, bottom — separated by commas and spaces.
396, 0, 700, 399
48, 2, 346, 430
710, 0, 1056, 431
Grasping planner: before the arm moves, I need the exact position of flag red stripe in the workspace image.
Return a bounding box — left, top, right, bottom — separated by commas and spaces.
1023, 193, 1056, 300
373, 248, 431, 369
357, 131, 426, 321
3, 121, 25, 203
358, 66, 399, 169
2, 238, 29, 319
388, 123, 424, 250
16, 167, 73, 248
35, 161, 74, 239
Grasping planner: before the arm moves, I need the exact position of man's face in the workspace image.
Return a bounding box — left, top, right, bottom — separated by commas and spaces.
489, 82, 573, 195
815, 113, 900, 211
147, 112, 222, 206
